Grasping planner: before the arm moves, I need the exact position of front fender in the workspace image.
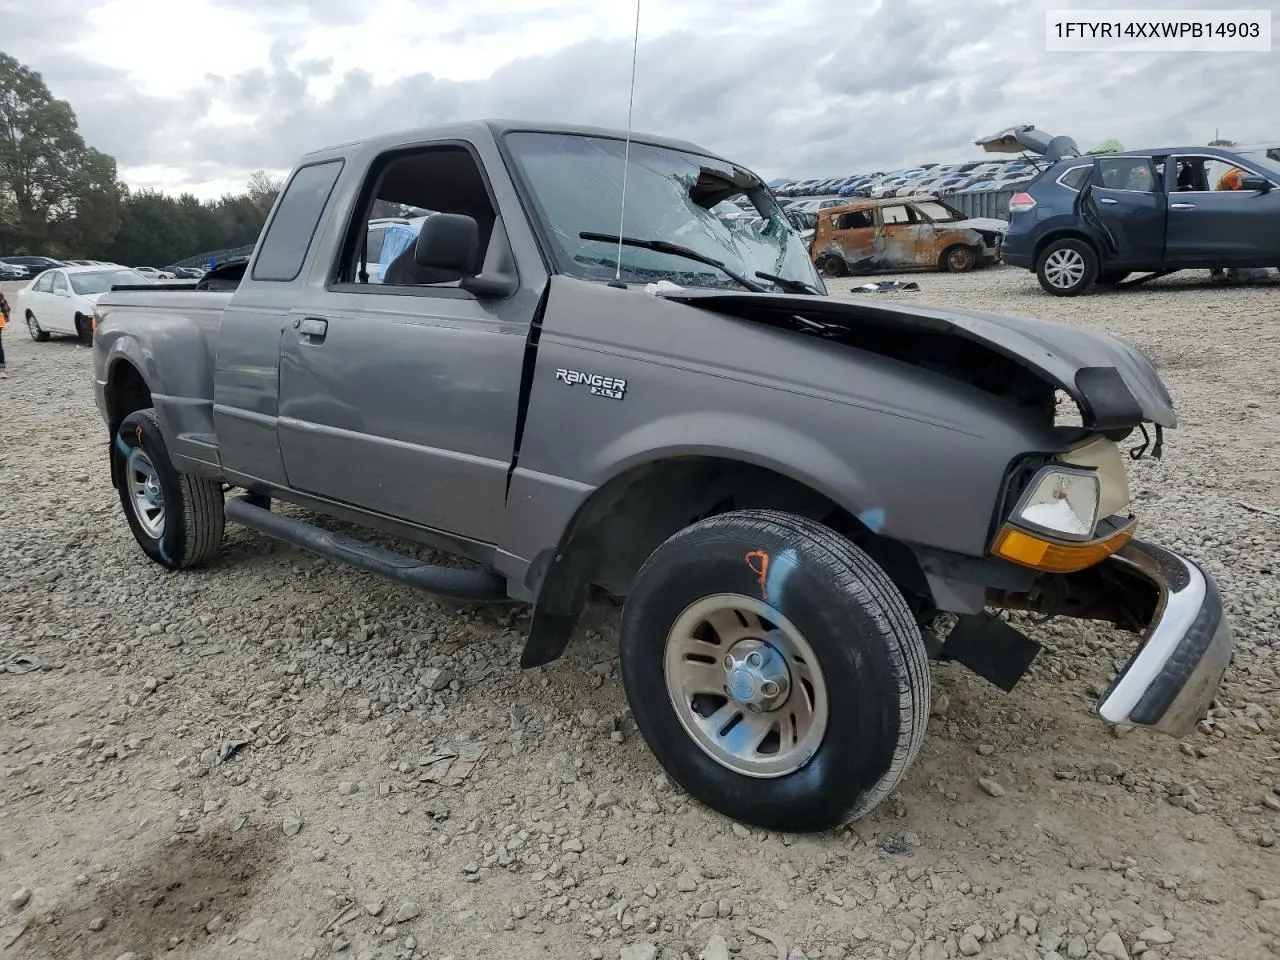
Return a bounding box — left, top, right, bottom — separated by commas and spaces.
592, 411, 881, 531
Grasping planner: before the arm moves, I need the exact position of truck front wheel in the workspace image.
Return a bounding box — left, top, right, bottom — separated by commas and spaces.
620, 509, 929, 832
113, 408, 225, 570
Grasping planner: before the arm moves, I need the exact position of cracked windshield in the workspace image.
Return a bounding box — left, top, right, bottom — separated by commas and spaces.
504, 131, 822, 293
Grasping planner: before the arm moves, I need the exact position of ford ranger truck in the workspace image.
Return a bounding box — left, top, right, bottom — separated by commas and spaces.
91, 120, 1233, 832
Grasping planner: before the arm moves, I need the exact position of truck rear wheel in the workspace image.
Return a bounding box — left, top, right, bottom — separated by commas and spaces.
113, 408, 225, 570
619, 509, 929, 832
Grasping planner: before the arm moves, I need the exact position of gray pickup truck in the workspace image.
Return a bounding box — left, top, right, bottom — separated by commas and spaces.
91, 120, 1232, 832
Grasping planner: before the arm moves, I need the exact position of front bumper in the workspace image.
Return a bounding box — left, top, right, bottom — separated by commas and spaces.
1096, 540, 1232, 737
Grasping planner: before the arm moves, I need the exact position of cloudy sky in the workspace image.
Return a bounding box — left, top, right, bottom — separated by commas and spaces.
5, 0, 1278, 199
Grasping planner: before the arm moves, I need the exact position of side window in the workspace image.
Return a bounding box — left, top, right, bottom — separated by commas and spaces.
336, 144, 498, 292
1173, 157, 1211, 192
1097, 157, 1156, 192
1058, 164, 1091, 190
1204, 157, 1258, 191
835, 209, 874, 230
251, 159, 344, 283
34, 272, 52, 292
51, 272, 68, 293
881, 205, 913, 225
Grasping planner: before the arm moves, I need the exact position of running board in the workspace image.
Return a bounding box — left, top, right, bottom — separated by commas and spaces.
224, 495, 509, 603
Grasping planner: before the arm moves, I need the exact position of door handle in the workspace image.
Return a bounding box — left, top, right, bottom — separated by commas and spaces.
1170, 202, 1196, 210
298, 317, 328, 340
1098, 197, 1118, 205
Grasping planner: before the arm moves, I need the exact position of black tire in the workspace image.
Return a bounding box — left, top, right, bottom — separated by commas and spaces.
1035, 237, 1098, 296
74, 313, 93, 345
25, 311, 49, 342
941, 244, 977, 273
113, 408, 225, 570
620, 509, 929, 832
1097, 271, 1130, 286
817, 255, 847, 278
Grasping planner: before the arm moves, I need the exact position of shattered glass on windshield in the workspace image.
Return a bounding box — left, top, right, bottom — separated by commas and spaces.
504, 132, 822, 293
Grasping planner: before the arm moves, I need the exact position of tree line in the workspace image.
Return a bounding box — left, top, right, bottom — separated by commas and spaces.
0, 52, 282, 267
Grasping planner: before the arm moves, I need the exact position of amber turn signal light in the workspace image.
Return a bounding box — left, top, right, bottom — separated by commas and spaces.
993, 522, 1135, 574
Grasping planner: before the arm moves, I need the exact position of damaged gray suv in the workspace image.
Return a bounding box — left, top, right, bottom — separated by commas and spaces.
91, 120, 1232, 831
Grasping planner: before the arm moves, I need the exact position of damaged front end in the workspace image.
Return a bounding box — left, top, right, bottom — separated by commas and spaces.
988, 539, 1232, 737
661, 290, 1228, 738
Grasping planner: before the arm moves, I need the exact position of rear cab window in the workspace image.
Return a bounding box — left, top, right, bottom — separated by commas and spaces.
251, 160, 345, 282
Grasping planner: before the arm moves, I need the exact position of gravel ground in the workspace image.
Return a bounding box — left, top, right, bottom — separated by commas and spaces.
1, 267, 1278, 960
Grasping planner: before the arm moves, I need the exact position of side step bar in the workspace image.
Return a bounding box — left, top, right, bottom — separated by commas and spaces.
224, 495, 509, 603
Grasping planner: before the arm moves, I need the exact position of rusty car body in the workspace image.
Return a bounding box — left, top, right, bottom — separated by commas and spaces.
809, 194, 1006, 277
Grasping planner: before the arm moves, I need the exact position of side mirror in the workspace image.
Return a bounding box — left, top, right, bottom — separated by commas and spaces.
414, 213, 481, 274
1239, 175, 1271, 193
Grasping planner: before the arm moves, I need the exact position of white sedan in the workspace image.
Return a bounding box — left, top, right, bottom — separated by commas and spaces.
134, 266, 175, 280
16, 265, 150, 344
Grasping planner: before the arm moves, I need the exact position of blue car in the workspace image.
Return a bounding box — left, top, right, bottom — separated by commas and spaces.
1003, 146, 1280, 296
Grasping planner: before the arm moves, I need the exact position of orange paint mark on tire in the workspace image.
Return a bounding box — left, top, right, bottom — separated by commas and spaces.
745, 550, 770, 601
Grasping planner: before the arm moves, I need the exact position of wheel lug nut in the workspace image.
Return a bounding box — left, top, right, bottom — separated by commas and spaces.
723, 655, 733, 669
761, 681, 778, 697
747, 652, 763, 667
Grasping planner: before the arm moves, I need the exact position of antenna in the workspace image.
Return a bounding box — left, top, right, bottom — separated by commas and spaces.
614, 0, 642, 283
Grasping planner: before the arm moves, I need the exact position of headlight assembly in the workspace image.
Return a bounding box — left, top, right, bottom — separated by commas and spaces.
1013, 466, 1100, 541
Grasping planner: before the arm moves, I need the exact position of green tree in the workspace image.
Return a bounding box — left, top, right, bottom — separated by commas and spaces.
2, 51, 281, 266
0, 52, 122, 255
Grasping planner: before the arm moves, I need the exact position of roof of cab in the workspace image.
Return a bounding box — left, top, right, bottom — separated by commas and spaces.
299, 119, 728, 166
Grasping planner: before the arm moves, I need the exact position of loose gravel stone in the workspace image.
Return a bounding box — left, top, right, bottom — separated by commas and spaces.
392, 902, 420, 923
977, 778, 1006, 798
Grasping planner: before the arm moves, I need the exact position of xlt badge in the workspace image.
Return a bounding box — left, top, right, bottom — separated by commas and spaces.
554, 368, 627, 401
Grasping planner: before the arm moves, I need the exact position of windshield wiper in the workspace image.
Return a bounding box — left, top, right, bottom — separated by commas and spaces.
754, 270, 821, 295
579, 231, 765, 293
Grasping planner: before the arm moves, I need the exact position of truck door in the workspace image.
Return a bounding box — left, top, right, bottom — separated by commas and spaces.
1083, 156, 1166, 266
1164, 153, 1280, 265
276, 141, 541, 546
213, 159, 346, 489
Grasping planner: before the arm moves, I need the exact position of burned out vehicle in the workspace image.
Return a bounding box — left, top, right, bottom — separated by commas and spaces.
92, 120, 1230, 832
809, 195, 1006, 278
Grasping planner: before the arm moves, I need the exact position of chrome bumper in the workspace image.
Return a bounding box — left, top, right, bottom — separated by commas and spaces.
1097, 540, 1233, 737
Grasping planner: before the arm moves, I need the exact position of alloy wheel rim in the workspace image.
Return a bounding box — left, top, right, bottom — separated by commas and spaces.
126, 448, 166, 539
663, 593, 829, 779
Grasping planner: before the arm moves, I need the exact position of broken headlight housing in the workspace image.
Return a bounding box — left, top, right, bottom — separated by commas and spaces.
1010, 435, 1131, 542
1012, 466, 1100, 541
994, 436, 1135, 572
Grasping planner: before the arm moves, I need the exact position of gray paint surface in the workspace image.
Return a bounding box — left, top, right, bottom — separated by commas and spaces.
93, 118, 1179, 603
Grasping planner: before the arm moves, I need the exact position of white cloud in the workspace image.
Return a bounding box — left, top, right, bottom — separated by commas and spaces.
9, 0, 1279, 198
